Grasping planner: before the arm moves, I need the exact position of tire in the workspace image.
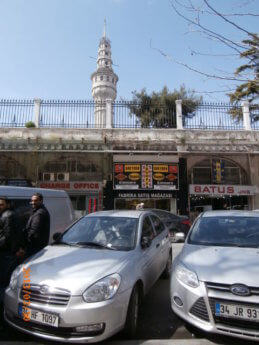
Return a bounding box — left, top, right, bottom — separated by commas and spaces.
124, 285, 139, 338
161, 252, 172, 279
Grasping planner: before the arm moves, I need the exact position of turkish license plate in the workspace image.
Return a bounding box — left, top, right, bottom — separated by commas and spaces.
215, 302, 259, 321
18, 304, 59, 327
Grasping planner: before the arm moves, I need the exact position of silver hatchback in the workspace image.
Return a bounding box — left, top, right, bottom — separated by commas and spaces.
171, 210, 259, 341
5, 210, 171, 343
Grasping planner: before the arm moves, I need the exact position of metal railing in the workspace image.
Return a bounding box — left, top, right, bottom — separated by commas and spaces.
0, 100, 34, 127
0, 99, 258, 130
184, 103, 243, 130
113, 101, 176, 128
251, 105, 259, 130
40, 100, 97, 128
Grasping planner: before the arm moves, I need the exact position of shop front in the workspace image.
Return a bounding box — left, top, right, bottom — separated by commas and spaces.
111, 155, 188, 214
188, 158, 258, 219
38, 181, 102, 218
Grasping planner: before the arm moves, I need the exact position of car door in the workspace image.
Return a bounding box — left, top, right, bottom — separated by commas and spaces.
150, 214, 170, 275
139, 215, 158, 292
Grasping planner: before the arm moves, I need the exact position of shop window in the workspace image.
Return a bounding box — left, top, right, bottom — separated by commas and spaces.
193, 167, 211, 184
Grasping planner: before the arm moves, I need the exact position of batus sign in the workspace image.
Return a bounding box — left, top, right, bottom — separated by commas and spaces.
189, 184, 258, 196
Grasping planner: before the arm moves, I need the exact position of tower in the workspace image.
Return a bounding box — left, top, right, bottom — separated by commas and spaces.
91, 20, 118, 127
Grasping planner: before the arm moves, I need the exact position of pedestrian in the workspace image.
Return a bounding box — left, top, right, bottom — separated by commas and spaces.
21, 193, 50, 258
0, 197, 20, 329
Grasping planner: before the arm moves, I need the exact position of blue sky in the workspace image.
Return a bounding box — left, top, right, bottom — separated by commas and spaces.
0, 0, 258, 101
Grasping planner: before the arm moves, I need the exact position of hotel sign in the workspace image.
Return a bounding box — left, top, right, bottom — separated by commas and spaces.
189, 184, 259, 196
113, 163, 179, 190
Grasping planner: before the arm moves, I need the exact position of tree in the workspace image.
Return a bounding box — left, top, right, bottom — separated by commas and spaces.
153, 0, 258, 110
129, 85, 202, 128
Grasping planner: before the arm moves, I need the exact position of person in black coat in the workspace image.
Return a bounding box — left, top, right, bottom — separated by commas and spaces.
22, 193, 50, 258
0, 197, 20, 328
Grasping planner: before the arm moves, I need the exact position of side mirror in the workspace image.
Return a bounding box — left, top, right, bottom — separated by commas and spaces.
53, 232, 62, 241
141, 236, 152, 248
175, 232, 185, 242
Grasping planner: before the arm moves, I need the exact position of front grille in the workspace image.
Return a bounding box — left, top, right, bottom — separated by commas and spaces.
189, 297, 210, 322
20, 284, 71, 306
206, 282, 259, 296
6, 312, 105, 338
209, 297, 259, 332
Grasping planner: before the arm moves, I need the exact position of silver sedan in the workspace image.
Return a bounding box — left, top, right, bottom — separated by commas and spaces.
5, 210, 172, 343
171, 210, 259, 341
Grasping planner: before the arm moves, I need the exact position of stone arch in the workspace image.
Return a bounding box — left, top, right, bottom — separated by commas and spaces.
188, 156, 248, 185
0, 154, 27, 179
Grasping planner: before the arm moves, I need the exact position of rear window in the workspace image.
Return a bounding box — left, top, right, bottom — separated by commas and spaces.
189, 216, 259, 247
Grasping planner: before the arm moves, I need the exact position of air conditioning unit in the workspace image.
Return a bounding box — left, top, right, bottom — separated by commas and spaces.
43, 172, 55, 181
57, 172, 70, 181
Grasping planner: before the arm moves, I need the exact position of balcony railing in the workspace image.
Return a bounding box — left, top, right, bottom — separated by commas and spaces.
0, 99, 257, 131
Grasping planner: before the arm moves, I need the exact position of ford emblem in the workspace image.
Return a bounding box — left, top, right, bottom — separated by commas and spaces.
39, 285, 49, 294
230, 284, 250, 296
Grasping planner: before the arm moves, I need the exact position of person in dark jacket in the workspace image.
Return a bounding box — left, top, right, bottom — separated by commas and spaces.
0, 197, 20, 329
23, 193, 50, 258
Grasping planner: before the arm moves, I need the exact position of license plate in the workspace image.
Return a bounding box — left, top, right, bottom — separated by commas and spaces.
18, 304, 59, 327
215, 302, 259, 321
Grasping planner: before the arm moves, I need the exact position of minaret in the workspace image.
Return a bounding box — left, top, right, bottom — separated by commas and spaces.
91, 20, 119, 127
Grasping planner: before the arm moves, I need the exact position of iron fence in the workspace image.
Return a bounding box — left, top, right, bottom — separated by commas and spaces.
40, 100, 98, 128
0, 100, 34, 127
0, 99, 258, 130
183, 103, 244, 130
113, 101, 176, 128
250, 105, 259, 130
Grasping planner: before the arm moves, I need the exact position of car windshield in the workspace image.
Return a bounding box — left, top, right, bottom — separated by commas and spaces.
188, 216, 259, 248
58, 216, 138, 251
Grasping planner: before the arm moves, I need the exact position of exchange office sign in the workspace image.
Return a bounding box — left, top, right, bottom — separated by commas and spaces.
189, 184, 259, 196
114, 163, 178, 190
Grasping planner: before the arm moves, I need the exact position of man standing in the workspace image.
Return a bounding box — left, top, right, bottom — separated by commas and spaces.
0, 197, 18, 287
24, 193, 50, 257
0, 197, 19, 329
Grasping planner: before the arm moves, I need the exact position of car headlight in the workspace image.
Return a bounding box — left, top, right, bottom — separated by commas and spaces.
175, 263, 199, 288
9, 265, 22, 290
82, 273, 121, 303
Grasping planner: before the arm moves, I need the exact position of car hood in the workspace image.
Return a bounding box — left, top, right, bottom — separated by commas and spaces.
19, 245, 132, 295
180, 244, 259, 286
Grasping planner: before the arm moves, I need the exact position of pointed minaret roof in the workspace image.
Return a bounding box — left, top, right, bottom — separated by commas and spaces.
103, 18, 106, 38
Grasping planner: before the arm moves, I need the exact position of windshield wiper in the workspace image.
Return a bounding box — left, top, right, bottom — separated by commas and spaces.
52, 240, 72, 246
72, 241, 117, 250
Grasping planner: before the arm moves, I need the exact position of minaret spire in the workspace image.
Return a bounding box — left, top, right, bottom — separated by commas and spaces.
103, 18, 106, 38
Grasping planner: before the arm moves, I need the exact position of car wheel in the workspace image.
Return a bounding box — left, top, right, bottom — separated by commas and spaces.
161, 252, 172, 279
124, 285, 139, 338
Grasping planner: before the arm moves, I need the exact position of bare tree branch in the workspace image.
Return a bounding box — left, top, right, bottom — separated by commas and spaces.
150, 40, 248, 82
203, 0, 256, 37
169, 0, 247, 54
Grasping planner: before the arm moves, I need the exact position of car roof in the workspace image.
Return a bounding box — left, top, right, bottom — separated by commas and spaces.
201, 210, 259, 218
85, 210, 151, 218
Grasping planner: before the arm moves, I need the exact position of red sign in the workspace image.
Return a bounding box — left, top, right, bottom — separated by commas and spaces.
38, 181, 101, 190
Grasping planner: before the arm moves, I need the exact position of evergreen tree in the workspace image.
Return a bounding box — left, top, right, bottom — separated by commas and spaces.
129, 85, 202, 128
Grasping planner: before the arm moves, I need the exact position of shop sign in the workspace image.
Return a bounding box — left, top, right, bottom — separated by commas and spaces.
38, 181, 101, 190
189, 184, 259, 196
113, 163, 178, 190
116, 191, 175, 199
